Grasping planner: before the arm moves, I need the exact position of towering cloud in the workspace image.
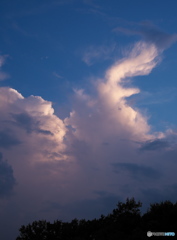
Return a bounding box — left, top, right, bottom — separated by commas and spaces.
0, 87, 67, 162
65, 41, 161, 148
0, 31, 177, 240
63, 37, 177, 210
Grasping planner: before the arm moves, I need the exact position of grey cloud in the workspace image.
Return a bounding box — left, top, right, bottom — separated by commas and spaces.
11, 112, 35, 133
112, 162, 161, 180
140, 184, 177, 213
11, 113, 53, 135
0, 152, 16, 197
93, 190, 113, 197
0, 130, 21, 149
139, 23, 177, 50
0, 55, 9, 81
140, 139, 170, 151
46, 184, 177, 221
36, 129, 53, 135
46, 193, 121, 221
114, 24, 177, 51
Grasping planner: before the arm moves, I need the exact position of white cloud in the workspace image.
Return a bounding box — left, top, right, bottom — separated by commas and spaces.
66, 41, 160, 145
63, 39, 177, 208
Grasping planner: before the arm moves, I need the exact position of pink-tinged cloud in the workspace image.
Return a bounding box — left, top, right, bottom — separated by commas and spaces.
0, 39, 177, 240
63, 39, 177, 211
0, 87, 68, 163
65, 42, 161, 145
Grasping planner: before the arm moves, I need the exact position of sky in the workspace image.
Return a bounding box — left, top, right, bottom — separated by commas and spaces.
0, 0, 177, 239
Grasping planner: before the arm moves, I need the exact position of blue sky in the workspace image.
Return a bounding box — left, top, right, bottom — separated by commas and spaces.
0, 0, 177, 239
1, 0, 177, 128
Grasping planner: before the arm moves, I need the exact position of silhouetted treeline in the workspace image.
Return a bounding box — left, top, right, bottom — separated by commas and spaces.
16, 198, 177, 240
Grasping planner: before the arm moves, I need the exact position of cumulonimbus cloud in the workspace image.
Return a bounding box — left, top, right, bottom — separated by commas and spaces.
63, 38, 177, 202
0, 32, 177, 240
65, 41, 162, 146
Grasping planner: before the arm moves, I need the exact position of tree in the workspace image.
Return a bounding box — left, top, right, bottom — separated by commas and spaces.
16, 198, 177, 240
142, 200, 177, 232
113, 197, 142, 216
16, 220, 63, 240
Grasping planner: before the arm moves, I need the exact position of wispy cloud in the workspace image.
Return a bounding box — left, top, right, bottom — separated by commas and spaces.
114, 24, 177, 51
0, 55, 8, 67
5, 0, 73, 19
0, 55, 10, 81
127, 88, 177, 107
11, 22, 38, 38
53, 71, 63, 79
0, 72, 10, 81
82, 44, 116, 65
82, 0, 101, 9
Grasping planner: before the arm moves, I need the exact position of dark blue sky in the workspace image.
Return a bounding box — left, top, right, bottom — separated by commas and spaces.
0, 1, 177, 239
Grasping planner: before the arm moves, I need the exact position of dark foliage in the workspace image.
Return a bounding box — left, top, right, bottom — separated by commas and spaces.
16, 198, 177, 240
